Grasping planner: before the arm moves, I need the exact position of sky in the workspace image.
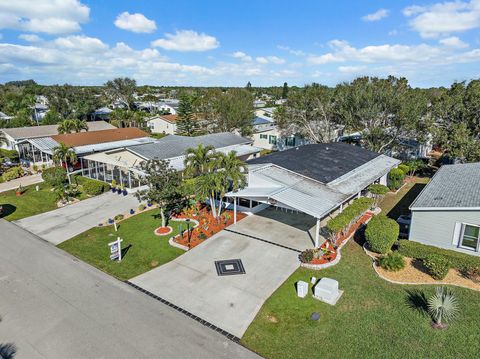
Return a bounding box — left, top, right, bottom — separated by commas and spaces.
0, 0, 479, 88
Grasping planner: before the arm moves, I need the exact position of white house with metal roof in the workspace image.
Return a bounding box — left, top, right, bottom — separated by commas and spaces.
409, 162, 480, 255
227, 143, 400, 248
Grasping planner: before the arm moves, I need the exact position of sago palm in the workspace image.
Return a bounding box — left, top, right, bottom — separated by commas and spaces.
427, 287, 459, 329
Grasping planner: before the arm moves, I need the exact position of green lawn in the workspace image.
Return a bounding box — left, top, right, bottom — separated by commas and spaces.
0, 183, 58, 221
242, 238, 480, 358
58, 210, 188, 280
380, 176, 430, 219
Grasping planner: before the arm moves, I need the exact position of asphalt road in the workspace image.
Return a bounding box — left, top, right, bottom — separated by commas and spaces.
0, 220, 260, 359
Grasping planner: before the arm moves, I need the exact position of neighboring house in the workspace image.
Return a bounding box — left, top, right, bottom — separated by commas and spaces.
0, 120, 115, 151
32, 103, 48, 123
93, 107, 113, 120
409, 162, 480, 256
254, 100, 267, 108
147, 114, 179, 135
0, 111, 13, 122
255, 107, 275, 118
251, 116, 308, 151
227, 142, 400, 247
388, 136, 433, 160
81, 132, 262, 189
135, 102, 177, 115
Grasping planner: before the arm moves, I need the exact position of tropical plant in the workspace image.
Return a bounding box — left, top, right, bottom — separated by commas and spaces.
57, 119, 75, 134
71, 119, 88, 133
42, 166, 67, 187
53, 142, 78, 184
299, 249, 315, 263
405, 159, 425, 177
183, 144, 217, 176
427, 287, 459, 329
378, 252, 405, 271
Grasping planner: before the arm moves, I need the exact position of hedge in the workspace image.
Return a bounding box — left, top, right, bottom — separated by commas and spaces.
326, 197, 374, 234
398, 164, 410, 175
388, 168, 405, 190
75, 176, 109, 196
423, 254, 451, 280
2, 166, 23, 182
365, 215, 399, 254
397, 240, 480, 271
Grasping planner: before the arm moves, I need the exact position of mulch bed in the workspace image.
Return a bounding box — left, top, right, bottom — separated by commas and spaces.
307, 211, 373, 265
171, 206, 246, 249
365, 247, 480, 291
154, 226, 173, 236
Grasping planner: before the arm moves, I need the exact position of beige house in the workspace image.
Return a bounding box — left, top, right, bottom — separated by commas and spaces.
147, 115, 179, 135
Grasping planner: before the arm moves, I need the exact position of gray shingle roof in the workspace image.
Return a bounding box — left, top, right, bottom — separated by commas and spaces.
410, 162, 480, 209
248, 142, 381, 184
127, 132, 252, 160
1, 121, 115, 140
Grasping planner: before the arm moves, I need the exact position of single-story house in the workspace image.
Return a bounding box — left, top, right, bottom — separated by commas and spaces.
0, 121, 116, 151
409, 163, 480, 255
227, 143, 400, 247
0, 111, 13, 122
147, 115, 179, 135
16, 127, 153, 167
80, 132, 262, 189
251, 115, 308, 151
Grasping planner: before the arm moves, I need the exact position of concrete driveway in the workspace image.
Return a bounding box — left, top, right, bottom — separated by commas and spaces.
0, 220, 258, 359
131, 210, 306, 338
14, 192, 140, 244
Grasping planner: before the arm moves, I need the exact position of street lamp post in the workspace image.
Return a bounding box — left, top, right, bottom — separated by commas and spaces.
185, 218, 191, 249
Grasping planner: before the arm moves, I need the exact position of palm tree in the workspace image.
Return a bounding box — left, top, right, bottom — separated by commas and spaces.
53, 142, 78, 184
72, 119, 88, 133
57, 120, 75, 134
215, 151, 247, 217
428, 287, 459, 329
183, 144, 217, 176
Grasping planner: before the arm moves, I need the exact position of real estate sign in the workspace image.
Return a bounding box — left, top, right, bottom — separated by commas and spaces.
108, 237, 123, 261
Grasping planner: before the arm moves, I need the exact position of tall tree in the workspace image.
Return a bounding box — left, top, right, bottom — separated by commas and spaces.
53, 143, 78, 184
104, 77, 137, 110
276, 84, 338, 143
183, 144, 217, 176
176, 94, 200, 136
282, 82, 289, 99
135, 160, 182, 228
246, 81, 252, 90
57, 120, 75, 134
71, 119, 88, 133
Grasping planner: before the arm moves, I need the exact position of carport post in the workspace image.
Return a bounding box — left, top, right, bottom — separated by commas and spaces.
233, 198, 237, 224
315, 218, 320, 248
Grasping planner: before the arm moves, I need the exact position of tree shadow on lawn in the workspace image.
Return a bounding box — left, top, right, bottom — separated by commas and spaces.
387, 183, 427, 220
405, 289, 429, 317
0, 204, 16, 218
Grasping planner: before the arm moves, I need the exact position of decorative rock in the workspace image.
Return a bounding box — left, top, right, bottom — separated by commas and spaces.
310, 312, 320, 321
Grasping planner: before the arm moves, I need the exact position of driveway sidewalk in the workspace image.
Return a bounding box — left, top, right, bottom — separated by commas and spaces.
0, 219, 258, 359
0, 174, 43, 193
14, 191, 140, 244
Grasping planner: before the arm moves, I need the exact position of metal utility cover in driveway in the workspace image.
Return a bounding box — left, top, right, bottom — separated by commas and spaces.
215, 259, 246, 276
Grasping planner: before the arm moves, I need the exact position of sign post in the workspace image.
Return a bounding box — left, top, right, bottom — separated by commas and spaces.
108, 237, 123, 261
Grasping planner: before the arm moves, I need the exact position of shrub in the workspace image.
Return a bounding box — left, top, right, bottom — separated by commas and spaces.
2, 166, 23, 182
365, 215, 399, 254
368, 183, 389, 196
0, 149, 19, 161
114, 214, 124, 221
398, 164, 410, 175
42, 167, 67, 187
388, 168, 405, 190
460, 267, 480, 283
299, 249, 314, 263
75, 176, 108, 196
138, 204, 146, 211
198, 232, 208, 240
326, 197, 374, 234
397, 240, 480, 272
378, 252, 405, 271
423, 254, 451, 280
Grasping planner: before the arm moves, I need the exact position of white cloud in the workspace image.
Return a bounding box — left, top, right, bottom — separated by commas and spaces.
0, 0, 90, 34
256, 56, 286, 64
403, 0, 480, 38
114, 12, 157, 33
151, 30, 219, 52
439, 36, 469, 48
19, 34, 42, 42
232, 51, 252, 62
54, 35, 108, 52
277, 45, 306, 56
362, 9, 390, 22
338, 65, 368, 73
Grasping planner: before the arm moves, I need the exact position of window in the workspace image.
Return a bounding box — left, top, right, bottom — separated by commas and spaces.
269, 135, 277, 145
260, 134, 268, 139
461, 224, 480, 250
285, 137, 295, 147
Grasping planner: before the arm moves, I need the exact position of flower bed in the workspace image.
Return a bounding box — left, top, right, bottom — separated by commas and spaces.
171, 206, 246, 249
301, 211, 373, 269
154, 226, 173, 236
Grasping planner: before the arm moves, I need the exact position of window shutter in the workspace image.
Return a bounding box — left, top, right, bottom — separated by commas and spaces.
452, 222, 462, 246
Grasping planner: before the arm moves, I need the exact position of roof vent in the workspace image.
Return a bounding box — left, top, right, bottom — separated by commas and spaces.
326, 146, 329, 150
433, 196, 443, 201
295, 147, 299, 150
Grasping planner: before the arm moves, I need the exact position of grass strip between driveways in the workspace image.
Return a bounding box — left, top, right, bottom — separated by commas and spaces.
58, 210, 189, 280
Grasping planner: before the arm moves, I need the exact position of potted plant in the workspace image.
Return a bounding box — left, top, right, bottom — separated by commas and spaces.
130, 209, 135, 215
111, 180, 117, 193
122, 187, 128, 196
117, 185, 122, 195
108, 218, 114, 224
15, 184, 23, 196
